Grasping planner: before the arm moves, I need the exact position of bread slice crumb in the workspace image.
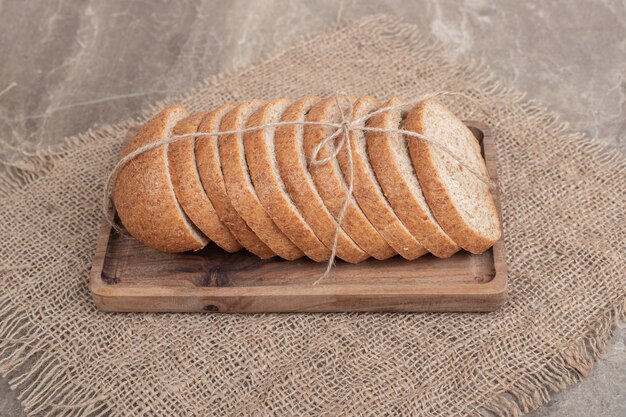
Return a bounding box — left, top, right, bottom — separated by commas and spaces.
406, 98, 501, 253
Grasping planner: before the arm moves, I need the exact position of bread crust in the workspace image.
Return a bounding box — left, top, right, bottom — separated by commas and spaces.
220, 100, 304, 260
195, 103, 275, 259
304, 97, 396, 260
169, 110, 242, 253
367, 98, 459, 258
245, 99, 331, 262
336, 97, 427, 260
406, 99, 501, 254
275, 96, 369, 264
113, 105, 208, 253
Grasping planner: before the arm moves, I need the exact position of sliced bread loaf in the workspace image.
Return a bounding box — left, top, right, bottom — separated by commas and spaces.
304, 97, 396, 260
405, 98, 501, 253
220, 100, 304, 260
245, 99, 331, 262
367, 98, 459, 258
168, 110, 242, 253
336, 96, 427, 260
195, 103, 276, 259
275, 96, 369, 264
113, 105, 208, 252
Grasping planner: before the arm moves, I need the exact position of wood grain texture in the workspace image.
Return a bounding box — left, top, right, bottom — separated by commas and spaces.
90, 121, 507, 313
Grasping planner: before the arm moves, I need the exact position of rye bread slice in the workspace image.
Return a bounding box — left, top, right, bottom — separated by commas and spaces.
245, 99, 331, 262
168, 110, 242, 253
195, 103, 275, 259
113, 105, 208, 253
304, 97, 396, 260
335, 96, 427, 260
406, 98, 501, 254
275, 96, 369, 264
367, 98, 459, 258
220, 100, 304, 260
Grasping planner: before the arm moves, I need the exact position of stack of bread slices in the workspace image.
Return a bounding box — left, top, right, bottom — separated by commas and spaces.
113, 96, 501, 262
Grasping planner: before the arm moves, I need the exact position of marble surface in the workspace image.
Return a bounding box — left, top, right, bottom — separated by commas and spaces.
0, 0, 623, 415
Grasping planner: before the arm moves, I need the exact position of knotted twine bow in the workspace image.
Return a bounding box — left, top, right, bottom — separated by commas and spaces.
102, 91, 494, 284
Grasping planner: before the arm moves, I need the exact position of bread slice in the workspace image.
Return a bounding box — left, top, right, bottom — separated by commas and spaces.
168, 110, 242, 253
335, 96, 427, 260
304, 97, 396, 260
113, 105, 208, 252
245, 99, 331, 262
195, 103, 275, 259
275, 96, 369, 264
367, 98, 459, 258
220, 100, 304, 260
405, 98, 501, 253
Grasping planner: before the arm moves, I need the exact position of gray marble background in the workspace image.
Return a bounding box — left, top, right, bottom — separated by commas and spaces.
0, 0, 623, 416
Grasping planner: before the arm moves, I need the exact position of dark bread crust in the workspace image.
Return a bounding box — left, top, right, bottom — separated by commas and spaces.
195, 103, 275, 259
304, 97, 396, 260
406, 99, 501, 254
220, 100, 304, 260
113, 105, 208, 253
169, 111, 242, 253
367, 98, 459, 258
245, 100, 331, 262
274, 96, 369, 263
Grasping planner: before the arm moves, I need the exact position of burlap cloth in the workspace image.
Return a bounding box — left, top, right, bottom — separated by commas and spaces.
0, 15, 624, 417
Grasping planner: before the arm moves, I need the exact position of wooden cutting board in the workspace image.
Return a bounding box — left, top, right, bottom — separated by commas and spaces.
89, 121, 507, 313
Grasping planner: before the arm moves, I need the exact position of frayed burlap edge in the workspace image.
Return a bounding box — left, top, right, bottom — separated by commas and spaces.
481, 301, 625, 416
0, 294, 110, 415
0, 14, 624, 416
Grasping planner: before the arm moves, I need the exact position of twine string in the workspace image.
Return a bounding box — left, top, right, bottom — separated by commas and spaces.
311, 94, 356, 285
102, 91, 495, 284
